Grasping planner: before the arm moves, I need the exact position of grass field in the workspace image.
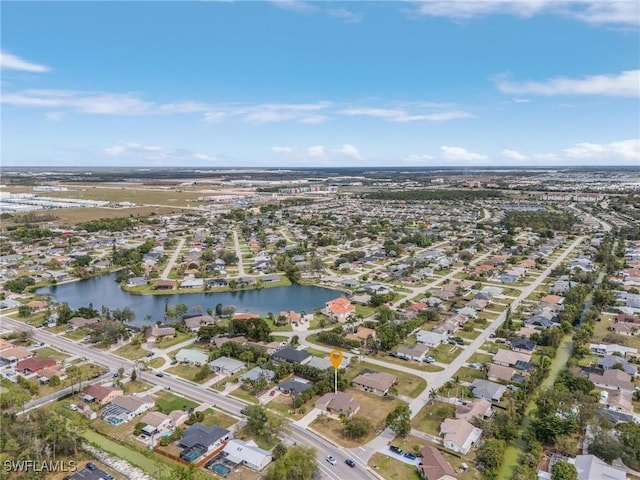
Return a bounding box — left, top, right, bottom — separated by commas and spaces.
454, 366, 485, 383
411, 401, 456, 436
152, 331, 195, 349
165, 364, 215, 383
147, 357, 165, 369
113, 342, 148, 360
155, 391, 198, 413
200, 408, 237, 428
432, 344, 463, 364
368, 453, 421, 480
45, 186, 204, 205
48, 206, 182, 226
35, 346, 69, 361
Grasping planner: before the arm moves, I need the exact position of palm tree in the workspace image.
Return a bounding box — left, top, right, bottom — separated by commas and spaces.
428, 388, 438, 404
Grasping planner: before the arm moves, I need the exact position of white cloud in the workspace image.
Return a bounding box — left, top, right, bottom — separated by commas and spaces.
495, 70, 640, 97
404, 153, 435, 163
0, 51, 50, 73
335, 144, 363, 160
328, 8, 363, 22
512, 97, 531, 103
193, 152, 217, 162
340, 106, 473, 122
104, 141, 164, 156
501, 149, 528, 161
412, 1, 640, 26
307, 145, 325, 157
440, 145, 488, 162
272, 146, 294, 153
269, 0, 315, 12
563, 139, 639, 160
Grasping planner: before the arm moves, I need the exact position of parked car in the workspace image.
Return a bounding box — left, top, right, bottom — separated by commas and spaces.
403, 453, 417, 461
86, 462, 97, 471
423, 357, 435, 363
326, 455, 337, 466
146, 351, 154, 357
345, 459, 356, 468
389, 446, 403, 455
269, 390, 275, 396
155, 372, 164, 377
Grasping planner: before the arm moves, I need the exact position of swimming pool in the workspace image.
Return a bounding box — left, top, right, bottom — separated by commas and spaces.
210, 464, 231, 476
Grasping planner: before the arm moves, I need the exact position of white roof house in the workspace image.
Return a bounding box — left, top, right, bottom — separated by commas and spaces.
209, 356, 245, 375
416, 330, 448, 347
222, 439, 272, 471
175, 348, 209, 366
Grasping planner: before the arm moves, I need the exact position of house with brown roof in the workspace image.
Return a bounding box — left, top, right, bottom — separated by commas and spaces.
69, 317, 100, 330
184, 315, 216, 332
418, 446, 457, 480
0, 338, 13, 351
146, 325, 176, 344
82, 384, 124, 405
352, 371, 396, 396
493, 350, 532, 368
315, 392, 360, 417
233, 312, 261, 320
345, 327, 376, 345
140, 411, 173, 434
16, 357, 57, 375
324, 297, 355, 322
153, 279, 176, 290
488, 364, 516, 383
396, 344, 430, 362
0, 346, 33, 364
589, 369, 634, 392
455, 398, 492, 422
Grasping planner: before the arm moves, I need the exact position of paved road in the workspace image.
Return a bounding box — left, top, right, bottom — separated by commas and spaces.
160, 238, 185, 280
232, 230, 246, 277
0, 315, 375, 480
348, 234, 587, 461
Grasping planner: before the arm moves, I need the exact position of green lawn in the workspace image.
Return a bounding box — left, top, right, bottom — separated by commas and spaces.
458, 329, 481, 340
369, 453, 421, 480
200, 408, 237, 428
165, 364, 215, 383
468, 352, 493, 364
123, 380, 153, 395
454, 366, 485, 383
153, 331, 195, 349
432, 344, 463, 364
155, 391, 198, 413
113, 342, 148, 360
64, 328, 91, 341
355, 305, 376, 318
147, 357, 165, 369
35, 346, 69, 361
411, 402, 456, 436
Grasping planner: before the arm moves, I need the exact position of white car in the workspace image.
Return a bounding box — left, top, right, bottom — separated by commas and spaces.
326, 455, 337, 466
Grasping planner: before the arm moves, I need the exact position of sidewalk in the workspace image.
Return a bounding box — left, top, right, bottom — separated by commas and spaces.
295, 408, 322, 428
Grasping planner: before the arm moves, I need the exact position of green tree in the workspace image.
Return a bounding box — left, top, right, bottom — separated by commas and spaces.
385, 404, 411, 437
265, 445, 318, 480
551, 462, 578, 480
342, 415, 373, 440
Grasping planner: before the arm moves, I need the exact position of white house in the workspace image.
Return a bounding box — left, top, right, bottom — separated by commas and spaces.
440, 418, 482, 455
222, 439, 272, 471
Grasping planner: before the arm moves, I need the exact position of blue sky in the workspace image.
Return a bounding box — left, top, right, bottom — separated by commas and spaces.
2, 1, 639, 167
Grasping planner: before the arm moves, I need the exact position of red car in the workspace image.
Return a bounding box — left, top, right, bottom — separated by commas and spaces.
269, 390, 275, 396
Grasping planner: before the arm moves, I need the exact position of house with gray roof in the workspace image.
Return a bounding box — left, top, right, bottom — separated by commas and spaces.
175, 348, 209, 366
272, 347, 311, 365
573, 454, 626, 480
178, 423, 230, 461
239, 366, 275, 383
277, 376, 313, 396
209, 356, 245, 375
470, 379, 507, 402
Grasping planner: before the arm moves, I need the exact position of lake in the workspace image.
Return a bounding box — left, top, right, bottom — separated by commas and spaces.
36, 272, 343, 327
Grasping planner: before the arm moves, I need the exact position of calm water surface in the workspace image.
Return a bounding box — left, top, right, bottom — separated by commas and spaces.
36, 272, 342, 327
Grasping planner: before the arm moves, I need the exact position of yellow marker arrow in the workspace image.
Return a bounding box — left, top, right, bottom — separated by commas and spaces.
329, 350, 343, 369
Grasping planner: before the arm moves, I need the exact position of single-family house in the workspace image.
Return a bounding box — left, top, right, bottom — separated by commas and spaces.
184, 315, 216, 332
222, 439, 272, 471
146, 325, 176, 344
69, 317, 100, 330
345, 327, 376, 345
588, 369, 635, 392
597, 355, 637, 376
493, 350, 532, 369
209, 356, 245, 375
271, 347, 311, 365
470, 379, 507, 402
16, 357, 57, 375
239, 366, 275, 383
82, 384, 123, 405
140, 411, 173, 435
178, 423, 230, 462
416, 330, 447, 347
418, 446, 457, 480
324, 297, 355, 322
508, 338, 537, 353
396, 344, 430, 362
175, 348, 209, 366
153, 279, 177, 290
488, 364, 516, 383
589, 343, 637, 358
455, 398, 493, 421
277, 376, 313, 396
352, 371, 397, 396
573, 455, 626, 480
439, 418, 482, 455
0, 346, 33, 364
101, 395, 154, 424
314, 392, 360, 417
